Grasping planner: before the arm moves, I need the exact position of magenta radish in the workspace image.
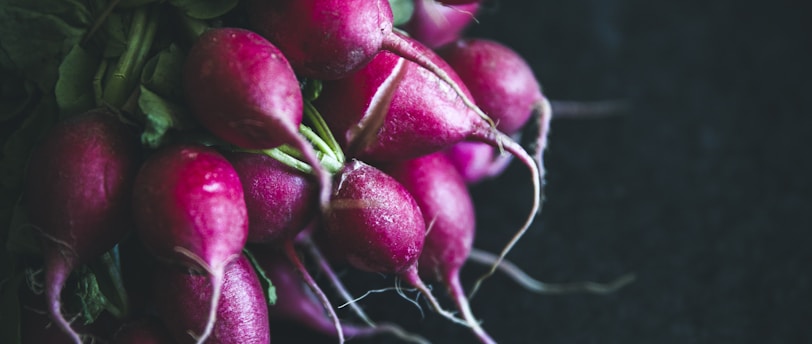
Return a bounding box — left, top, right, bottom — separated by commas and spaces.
183, 27, 333, 211
150, 255, 269, 344
437, 38, 551, 135
320, 159, 467, 327
250, 248, 426, 343
132, 144, 248, 344
443, 141, 513, 184
245, 0, 490, 122
226, 151, 345, 342
314, 43, 541, 289
403, 0, 481, 49
226, 152, 317, 244
23, 109, 140, 343
381, 152, 495, 344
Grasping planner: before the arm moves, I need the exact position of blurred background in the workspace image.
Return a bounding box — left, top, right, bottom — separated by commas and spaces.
326, 0, 810, 343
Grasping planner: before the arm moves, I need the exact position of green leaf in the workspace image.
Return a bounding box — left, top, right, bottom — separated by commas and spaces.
100, 10, 130, 59
141, 44, 185, 100
55, 44, 99, 119
87, 249, 129, 318
65, 266, 106, 325
0, 0, 93, 91
169, 0, 239, 20
118, 0, 160, 8
137, 86, 191, 148
389, 0, 415, 26
0, 97, 58, 191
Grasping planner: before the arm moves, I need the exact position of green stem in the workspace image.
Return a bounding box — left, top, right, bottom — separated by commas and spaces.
102, 5, 160, 109
261, 148, 313, 175
299, 124, 336, 160
277, 143, 343, 174
303, 101, 345, 163
93, 59, 108, 107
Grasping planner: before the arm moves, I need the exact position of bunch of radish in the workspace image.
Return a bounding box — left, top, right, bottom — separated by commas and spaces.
5, 0, 634, 343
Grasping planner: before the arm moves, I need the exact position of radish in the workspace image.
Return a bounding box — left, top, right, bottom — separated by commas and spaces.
314, 43, 541, 291
132, 144, 248, 344
403, 0, 481, 49
443, 141, 513, 184
437, 38, 551, 135
183, 27, 333, 211
250, 247, 428, 343
226, 151, 345, 342
320, 159, 467, 327
381, 152, 495, 344
23, 109, 140, 343
245, 0, 491, 123
150, 255, 269, 344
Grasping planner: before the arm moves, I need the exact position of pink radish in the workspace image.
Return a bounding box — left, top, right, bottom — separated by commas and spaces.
23, 109, 140, 343
320, 159, 467, 327
381, 152, 495, 344
250, 247, 428, 343
437, 38, 552, 135
182, 27, 333, 211
443, 141, 513, 184
150, 255, 269, 344
226, 151, 345, 342
403, 0, 481, 49
314, 41, 541, 290
245, 0, 490, 122
132, 144, 248, 344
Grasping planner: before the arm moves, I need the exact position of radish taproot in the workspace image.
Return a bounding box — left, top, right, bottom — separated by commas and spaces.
381, 152, 495, 344
150, 255, 269, 344
245, 0, 491, 123
132, 144, 248, 344
319, 159, 467, 327
227, 151, 345, 342
23, 109, 140, 343
314, 44, 541, 291
183, 27, 333, 211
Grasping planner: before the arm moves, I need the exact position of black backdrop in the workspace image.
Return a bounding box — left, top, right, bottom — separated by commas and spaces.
274, 1, 812, 343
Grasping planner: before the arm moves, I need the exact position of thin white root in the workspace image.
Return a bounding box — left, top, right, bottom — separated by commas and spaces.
468, 248, 637, 294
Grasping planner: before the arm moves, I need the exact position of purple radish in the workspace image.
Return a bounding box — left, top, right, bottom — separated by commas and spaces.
443, 141, 513, 184
245, 0, 490, 122
132, 144, 248, 344
381, 152, 495, 344
23, 109, 140, 343
226, 152, 317, 245
403, 0, 480, 49
314, 42, 541, 290
183, 27, 333, 211
320, 159, 466, 327
150, 255, 269, 344
437, 38, 551, 135
437, 38, 554, 166
226, 151, 344, 342
112, 317, 176, 344
251, 248, 426, 343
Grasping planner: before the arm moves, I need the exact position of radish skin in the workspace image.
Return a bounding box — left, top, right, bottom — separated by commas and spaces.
132, 144, 248, 344
24, 110, 140, 344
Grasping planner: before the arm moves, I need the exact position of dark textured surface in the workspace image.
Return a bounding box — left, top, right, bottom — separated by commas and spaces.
273, 0, 812, 343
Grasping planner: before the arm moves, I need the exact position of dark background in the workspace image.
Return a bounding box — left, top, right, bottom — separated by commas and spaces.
275, 0, 812, 343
